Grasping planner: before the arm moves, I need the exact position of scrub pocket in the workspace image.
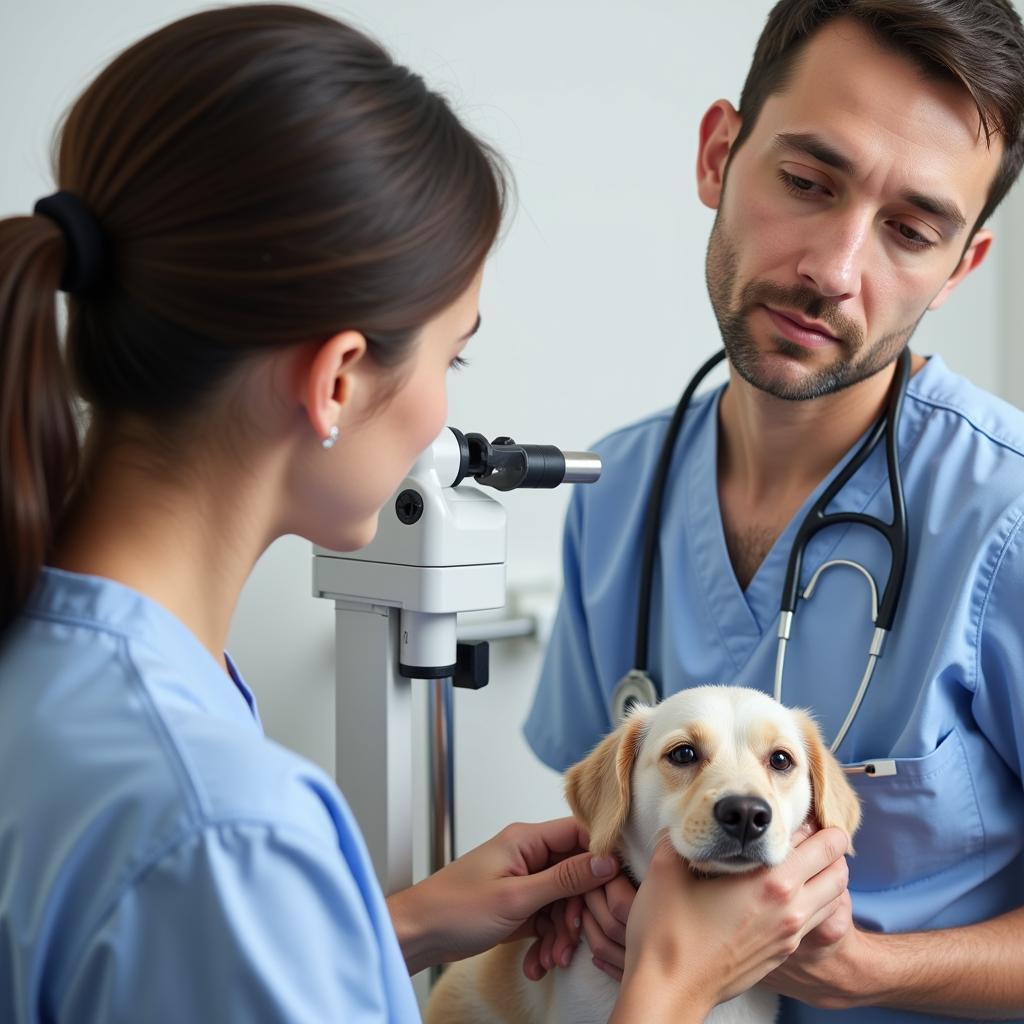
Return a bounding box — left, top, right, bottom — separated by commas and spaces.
845, 726, 984, 892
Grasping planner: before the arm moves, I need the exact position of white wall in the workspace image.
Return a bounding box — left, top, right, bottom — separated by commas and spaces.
3, 0, 1019, 860
1002, 160, 1024, 411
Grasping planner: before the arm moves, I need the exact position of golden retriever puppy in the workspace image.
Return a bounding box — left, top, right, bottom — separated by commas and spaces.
426, 685, 861, 1024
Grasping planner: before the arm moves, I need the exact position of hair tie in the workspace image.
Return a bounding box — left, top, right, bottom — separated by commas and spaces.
33, 190, 108, 295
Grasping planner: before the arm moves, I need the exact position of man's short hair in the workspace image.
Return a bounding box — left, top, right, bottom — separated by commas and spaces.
735, 0, 1024, 232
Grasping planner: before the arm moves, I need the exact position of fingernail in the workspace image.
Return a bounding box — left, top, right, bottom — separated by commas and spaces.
591, 855, 616, 877
560, 947, 573, 967
541, 951, 551, 970
573, 916, 582, 929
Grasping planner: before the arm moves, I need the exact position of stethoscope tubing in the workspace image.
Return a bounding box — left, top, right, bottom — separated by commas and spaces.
627, 346, 910, 726
634, 348, 727, 670
780, 347, 910, 631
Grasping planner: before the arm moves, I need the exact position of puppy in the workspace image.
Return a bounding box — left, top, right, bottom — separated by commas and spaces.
425, 685, 860, 1024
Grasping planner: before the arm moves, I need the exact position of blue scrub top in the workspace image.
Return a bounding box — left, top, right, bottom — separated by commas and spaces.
525, 355, 1024, 1024
0, 568, 420, 1023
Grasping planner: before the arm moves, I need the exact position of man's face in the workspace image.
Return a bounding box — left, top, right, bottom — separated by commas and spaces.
701, 18, 1002, 400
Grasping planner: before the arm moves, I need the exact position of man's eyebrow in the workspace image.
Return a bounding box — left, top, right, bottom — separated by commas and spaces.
772, 131, 967, 232
773, 132, 856, 176
460, 314, 482, 342
902, 191, 966, 231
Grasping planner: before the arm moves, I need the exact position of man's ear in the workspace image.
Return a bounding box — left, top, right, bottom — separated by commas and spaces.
794, 710, 862, 851
300, 330, 368, 441
696, 100, 742, 211
928, 228, 993, 311
564, 710, 651, 858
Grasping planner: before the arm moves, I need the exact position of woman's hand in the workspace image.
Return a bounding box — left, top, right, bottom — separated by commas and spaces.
386, 817, 620, 975
609, 827, 851, 1023
581, 818, 835, 983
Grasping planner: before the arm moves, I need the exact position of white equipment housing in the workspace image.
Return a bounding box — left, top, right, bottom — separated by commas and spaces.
314, 426, 599, 894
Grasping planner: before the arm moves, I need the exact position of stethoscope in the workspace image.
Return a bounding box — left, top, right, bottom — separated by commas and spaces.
610, 347, 911, 772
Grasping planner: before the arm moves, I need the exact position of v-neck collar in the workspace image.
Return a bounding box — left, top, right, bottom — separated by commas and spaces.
685, 365, 931, 674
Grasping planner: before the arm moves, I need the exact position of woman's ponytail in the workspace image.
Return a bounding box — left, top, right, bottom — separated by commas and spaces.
0, 217, 80, 637
1, 4, 509, 638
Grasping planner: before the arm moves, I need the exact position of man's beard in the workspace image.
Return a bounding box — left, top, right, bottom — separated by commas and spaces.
704, 209, 920, 401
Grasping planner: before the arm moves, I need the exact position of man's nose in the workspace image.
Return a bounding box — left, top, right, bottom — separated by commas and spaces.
714, 795, 772, 844
795, 211, 869, 301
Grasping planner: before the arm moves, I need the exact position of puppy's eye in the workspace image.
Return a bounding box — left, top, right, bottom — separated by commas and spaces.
667, 744, 697, 766
769, 750, 793, 772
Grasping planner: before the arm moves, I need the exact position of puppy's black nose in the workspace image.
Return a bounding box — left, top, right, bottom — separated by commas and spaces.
714, 795, 772, 845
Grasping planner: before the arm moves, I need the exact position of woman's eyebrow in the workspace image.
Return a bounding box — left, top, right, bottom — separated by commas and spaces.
460, 314, 482, 341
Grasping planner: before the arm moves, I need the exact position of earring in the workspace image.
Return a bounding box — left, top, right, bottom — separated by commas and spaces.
321, 424, 339, 450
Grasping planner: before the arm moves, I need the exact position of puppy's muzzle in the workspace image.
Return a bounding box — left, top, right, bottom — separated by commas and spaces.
714, 794, 772, 847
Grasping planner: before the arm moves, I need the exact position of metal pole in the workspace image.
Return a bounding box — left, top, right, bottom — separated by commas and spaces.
334, 603, 413, 895
427, 676, 455, 989
428, 676, 455, 870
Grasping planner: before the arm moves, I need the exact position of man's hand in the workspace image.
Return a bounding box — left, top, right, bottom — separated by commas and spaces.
386, 817, 619, 975
520, 895, 583, 980
762, 891, 878, 1009
576, 822, 850, 984
755, 815, 866, 1008
579, 874, 636, 980
521, 872, 637, 982
609, 828, 851, 1023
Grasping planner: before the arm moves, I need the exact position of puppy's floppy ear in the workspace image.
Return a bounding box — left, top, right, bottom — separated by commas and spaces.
794, 709, 862, 851
564, 709, 651, 859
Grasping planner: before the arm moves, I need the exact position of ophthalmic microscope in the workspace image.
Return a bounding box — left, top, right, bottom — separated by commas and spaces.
313, 427, 601, 895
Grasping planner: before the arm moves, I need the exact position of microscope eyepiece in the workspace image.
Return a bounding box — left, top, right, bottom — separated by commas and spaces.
453, 431, 602, 492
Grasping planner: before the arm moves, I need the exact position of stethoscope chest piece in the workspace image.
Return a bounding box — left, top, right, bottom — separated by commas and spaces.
610, 669, 659, 724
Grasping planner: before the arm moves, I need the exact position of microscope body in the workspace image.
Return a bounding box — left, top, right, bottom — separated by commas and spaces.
313, 430, 506, 891
313, 427, 599, 892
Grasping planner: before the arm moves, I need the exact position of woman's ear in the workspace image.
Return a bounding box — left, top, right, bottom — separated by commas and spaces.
301, 330, 368, 442
564, 710, 651, 858
795, 710, 862, 851
696, 100, 742, 211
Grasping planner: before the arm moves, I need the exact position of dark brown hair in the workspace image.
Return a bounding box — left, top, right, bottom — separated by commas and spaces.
0, 4, 508, 636
733, 0, 1024, 232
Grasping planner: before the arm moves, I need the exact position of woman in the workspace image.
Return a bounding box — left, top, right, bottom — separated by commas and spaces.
0, 5, 849, 1021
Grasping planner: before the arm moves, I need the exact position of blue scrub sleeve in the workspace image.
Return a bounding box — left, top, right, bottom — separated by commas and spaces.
56, 820, 415, 1024
524, 487, 613, 773
972, 512, 1024, 788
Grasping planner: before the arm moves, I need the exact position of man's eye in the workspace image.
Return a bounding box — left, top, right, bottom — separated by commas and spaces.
449, 355, 469, 371
895, 223, 935, 250
778, 170, 824, 197
667, 744, 697, 766
769, 750, 793, 772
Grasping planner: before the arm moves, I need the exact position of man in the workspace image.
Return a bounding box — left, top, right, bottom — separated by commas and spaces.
524, 1, 1024, 1020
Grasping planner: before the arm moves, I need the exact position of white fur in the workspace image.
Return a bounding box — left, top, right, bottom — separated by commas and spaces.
426, 686, 856, 1024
